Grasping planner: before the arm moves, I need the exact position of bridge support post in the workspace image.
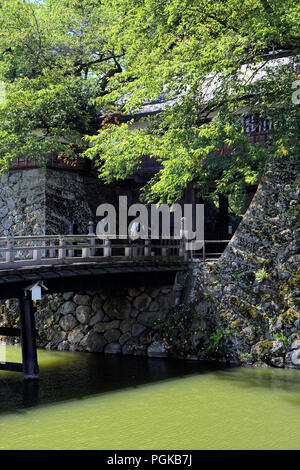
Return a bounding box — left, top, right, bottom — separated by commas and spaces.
19, 294, 39, 380
103, 239, 111, 257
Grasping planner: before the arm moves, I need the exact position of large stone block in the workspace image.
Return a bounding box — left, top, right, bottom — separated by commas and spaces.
291, 339, 300, 350
59, 314, 78, 332
133, 294, 152, 311
76, 305, 91, 324
47, 328, 66, 347
59, 301, 76, 315
291, 349, 300, 366
89, 311, 104, 326
120, 319, 132, 333
67, 327, 84, 345
82, 331, 106, 352
132, 322, 147, 337
91, 295, 102, 312
104, 329, 121, 343
63, 292, 74, 301
74, 294, 90, 306
119, 332, 132, 346
103, 296, 131, 319
94, 320, 120, 333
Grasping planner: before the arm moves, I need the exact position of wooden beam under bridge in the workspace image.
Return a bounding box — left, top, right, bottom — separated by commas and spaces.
0, 262, 186, 300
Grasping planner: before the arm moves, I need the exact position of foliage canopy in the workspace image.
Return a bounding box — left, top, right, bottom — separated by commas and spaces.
0, 0, 299, 210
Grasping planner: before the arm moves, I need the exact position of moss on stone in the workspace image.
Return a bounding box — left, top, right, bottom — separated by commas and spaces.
224, 295, 258, 319
280, 308, 299, 327
230, 319, 241, 329
257, 340, 274, 355
245, 253, 266, 265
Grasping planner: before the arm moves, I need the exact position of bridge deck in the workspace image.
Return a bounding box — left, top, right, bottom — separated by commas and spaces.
0, 259, 188, 300
0, 234, 229, 298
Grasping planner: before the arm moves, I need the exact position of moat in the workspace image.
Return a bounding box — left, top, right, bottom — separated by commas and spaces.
0, 346, 299, 450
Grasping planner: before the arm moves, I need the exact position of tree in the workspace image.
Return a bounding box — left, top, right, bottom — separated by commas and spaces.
0, 0, 299, 212
0, 0, 123, 170
84, 0, 300, 210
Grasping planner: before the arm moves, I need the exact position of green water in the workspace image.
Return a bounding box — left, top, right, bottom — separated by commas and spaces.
0, 346, 299, 450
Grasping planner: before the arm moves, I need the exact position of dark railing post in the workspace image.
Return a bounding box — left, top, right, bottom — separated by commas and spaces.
19, 293, 39, 380
144, 239, 151, 256
162, 239, 167, 257
88, 221, 95, 257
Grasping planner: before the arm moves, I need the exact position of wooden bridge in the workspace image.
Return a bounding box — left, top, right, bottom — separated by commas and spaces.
0, 234, 229, 380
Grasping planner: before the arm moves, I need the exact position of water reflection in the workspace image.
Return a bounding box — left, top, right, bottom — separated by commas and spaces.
22, 380, 39, 408
1, 349, 299, 417
214, 367, 300, 393
0, 351, 226, 415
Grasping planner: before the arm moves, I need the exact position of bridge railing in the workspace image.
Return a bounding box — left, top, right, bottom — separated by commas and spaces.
0, 235, 189, 268
0, 235, 231, 268
190, 240, 231, 261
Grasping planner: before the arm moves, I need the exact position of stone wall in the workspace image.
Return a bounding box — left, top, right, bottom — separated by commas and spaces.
0, 285, 179, 358
0, 169, 46, 236
0, 168, 114, 237
45, 169, 115, 234
45, 169, 94, 234
166, 158, 299, 368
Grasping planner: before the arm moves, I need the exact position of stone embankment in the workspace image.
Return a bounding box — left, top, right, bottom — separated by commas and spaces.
182, 158, 299, 368
0, 285, 179, 358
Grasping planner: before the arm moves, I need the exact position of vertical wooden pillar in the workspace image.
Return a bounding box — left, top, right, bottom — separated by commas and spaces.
218, 194, 229, 240
19, 294, 39, 380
